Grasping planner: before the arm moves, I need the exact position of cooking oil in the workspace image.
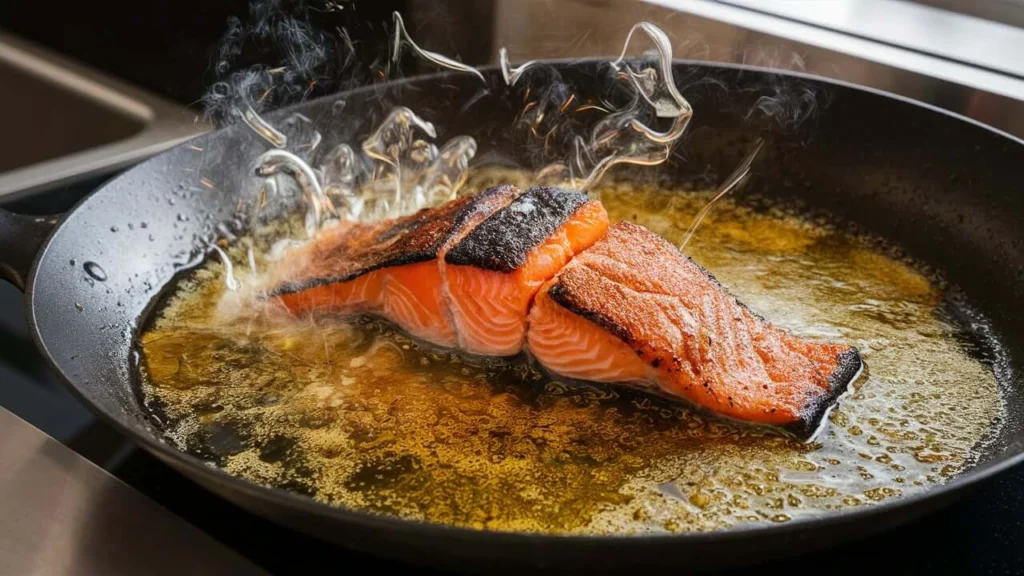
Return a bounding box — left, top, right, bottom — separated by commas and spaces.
137, 171, 1005, 534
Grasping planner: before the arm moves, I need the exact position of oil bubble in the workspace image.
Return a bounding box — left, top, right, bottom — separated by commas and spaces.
84, 261, 107, 282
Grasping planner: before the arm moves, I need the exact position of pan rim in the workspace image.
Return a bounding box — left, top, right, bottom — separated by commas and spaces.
22, 60, 1024, 551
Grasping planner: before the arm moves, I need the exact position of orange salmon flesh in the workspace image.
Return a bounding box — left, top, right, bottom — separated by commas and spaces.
267, 186, 861, 436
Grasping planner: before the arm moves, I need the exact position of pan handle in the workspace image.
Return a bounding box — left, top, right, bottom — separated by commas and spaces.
0, 208, 60, 292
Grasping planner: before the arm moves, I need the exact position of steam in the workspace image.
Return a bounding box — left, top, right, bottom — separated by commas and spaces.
488, 23, 697, 194
679, 138, 764, 250
238, 105, 288, 148
254, 149, 335, 237
390, 12, 486, 83
746, 79, 823, 131
499, 48, 539, 87
248, 104, 477, 231
737, 50, 829, 132
202, 0, 339, 125
198, 2, 482, 239
569, 22, 693, 191
358, 107, 476, 221
207, 242, 240, 291
200, 4, 820, 297
319, 142, 360, 219
210, 10, 705, 257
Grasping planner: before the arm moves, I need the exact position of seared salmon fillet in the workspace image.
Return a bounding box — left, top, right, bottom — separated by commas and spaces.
267, 188, 859, 435
443, 186, 609, 355
527, 221, 861, 435
268, 185, 520, 346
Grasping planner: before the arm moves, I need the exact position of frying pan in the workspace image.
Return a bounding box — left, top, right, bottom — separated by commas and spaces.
2, 62, 1023, 573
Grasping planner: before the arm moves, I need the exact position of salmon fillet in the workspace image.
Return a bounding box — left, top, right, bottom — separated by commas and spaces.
268, 185, 520, 346
267, 189, 859, 435
527, 221, 862, 436
443, 186, 609, 355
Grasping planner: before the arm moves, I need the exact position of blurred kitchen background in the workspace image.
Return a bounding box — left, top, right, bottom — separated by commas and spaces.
4, 0, 1024, 204
1, 0, 1023, 573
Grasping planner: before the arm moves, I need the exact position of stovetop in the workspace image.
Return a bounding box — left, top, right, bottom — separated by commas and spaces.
2, 0, 1024, 572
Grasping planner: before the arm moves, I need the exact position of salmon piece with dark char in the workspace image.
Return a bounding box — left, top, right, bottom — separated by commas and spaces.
526, 221, 862, 435
442, 186, 609, 355
267, 184, 609, 356
268, 185, 521, 347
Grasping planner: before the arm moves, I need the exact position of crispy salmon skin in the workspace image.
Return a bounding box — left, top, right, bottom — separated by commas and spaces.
527, 221, 861, 436
268, 184, 520, 346
266, 184, 608, 355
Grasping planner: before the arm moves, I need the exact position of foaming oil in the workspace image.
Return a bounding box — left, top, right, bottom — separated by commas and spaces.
136, 171, 1005, 534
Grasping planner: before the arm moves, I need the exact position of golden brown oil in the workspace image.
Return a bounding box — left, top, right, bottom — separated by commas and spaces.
137, 171, 1005, 534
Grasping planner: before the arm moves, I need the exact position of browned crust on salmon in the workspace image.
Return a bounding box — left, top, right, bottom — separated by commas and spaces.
444, 186, 592, 272
545, 221, 861, 437
799, 347, 861, 437
270, 185, 520, 297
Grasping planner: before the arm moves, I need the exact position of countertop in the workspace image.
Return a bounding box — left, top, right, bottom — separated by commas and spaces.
0, 406, 266, 576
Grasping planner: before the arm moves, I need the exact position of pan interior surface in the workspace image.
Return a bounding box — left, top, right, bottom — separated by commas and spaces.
135, 166, 1006, 535
25, 64, 1024, 559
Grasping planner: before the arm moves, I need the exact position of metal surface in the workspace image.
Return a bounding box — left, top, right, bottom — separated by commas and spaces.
3, 63, 1022, 572
0, 406, 266, 575
909, 0, 1024, 29
0, 31, 209, 202
716, 0, 1024, 78
492, 0, 1024, 138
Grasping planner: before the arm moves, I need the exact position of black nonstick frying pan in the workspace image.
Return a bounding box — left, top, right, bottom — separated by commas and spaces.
2, 62, 1023, 573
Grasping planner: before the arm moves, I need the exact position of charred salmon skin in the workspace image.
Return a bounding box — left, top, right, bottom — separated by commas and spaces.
443, 186, 609, 355
527, 221, 861, 435
268, 184, 520, 346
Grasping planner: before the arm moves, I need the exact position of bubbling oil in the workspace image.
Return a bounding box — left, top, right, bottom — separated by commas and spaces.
137, 173, 1005, 534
